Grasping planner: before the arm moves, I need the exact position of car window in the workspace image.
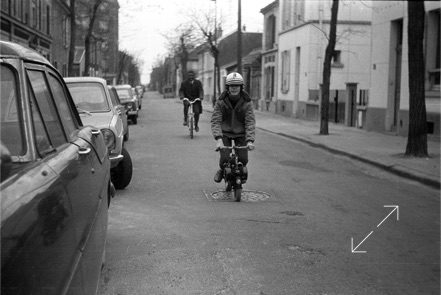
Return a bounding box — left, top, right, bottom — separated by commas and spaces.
115, 89, 131, 100
67, 83, 110, 112
47, 73, 76, 139
0, 65, 25, 157
108, 88, 119, 106
27, 70, 67, 149
29, 83, 53, 155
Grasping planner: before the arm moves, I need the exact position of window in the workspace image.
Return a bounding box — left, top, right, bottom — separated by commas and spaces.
282, 0, 304, 30
281, 50, 291, 93
63, 16, 70, 48
332, 50, 344, 68
359, 89, 369, 106
1, 65, 25, 157
426, 9, 440, 92
28, 70, 67, 150
47, 73, 76, 139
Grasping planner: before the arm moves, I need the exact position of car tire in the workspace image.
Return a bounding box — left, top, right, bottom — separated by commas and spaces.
124, 127, 129, 141
132, 115, 138, 125
111, 147, 133, 190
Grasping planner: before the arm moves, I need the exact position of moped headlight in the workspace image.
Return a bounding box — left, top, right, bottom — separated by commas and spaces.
101, 128, 116, 150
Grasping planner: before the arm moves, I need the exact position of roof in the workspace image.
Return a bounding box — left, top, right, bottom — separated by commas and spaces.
217, 31, 262, 68
0, 41, 50, 64
64, 76, 108, 85
260, 0, 278, 14
242, 48, 262, 68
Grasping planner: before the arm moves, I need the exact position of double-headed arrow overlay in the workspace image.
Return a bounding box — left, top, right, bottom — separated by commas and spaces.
351, 205, 399, 253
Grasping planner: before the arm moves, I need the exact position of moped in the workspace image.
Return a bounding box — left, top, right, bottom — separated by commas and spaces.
216, 144, 251, 202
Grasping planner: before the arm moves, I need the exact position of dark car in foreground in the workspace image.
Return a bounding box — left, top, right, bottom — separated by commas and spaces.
0, 41, 112, 295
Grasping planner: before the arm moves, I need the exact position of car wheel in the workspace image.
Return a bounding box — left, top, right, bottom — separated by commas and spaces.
111, 147, 133, 189
124, 127, 129, 141
132, 115, 138, 125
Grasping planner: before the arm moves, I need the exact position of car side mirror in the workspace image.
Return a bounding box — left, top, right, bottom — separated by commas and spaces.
1, 142, 12, 182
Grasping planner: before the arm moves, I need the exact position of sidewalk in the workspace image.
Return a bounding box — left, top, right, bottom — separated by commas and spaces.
202, 100, 440, 189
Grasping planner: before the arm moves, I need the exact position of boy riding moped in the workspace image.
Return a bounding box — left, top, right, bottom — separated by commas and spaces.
211, 72, 255, 201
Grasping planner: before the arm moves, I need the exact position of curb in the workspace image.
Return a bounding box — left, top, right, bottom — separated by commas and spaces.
258, 127, 440, 189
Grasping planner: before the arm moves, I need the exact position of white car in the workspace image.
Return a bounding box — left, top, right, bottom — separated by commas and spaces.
65, 77, 133, 189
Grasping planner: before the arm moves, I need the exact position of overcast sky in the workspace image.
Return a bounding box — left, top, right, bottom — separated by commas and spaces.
118, 0, 274, 84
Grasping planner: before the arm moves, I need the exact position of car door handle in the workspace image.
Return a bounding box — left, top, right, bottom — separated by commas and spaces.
91, 129, 101, 136
78, 147, 91, 155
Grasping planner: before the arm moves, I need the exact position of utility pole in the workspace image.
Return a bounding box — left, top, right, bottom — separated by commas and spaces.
237, 0, 242, 74
213, 0, 217, 107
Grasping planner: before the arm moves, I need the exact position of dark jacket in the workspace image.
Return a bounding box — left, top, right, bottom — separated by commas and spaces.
179, 79, 204, 100
179, 79, 204, 114
211, 90, 255, 143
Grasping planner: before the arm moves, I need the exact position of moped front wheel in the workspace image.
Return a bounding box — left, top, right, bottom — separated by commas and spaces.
234, 188, 241, 202
225, 180, 232, 192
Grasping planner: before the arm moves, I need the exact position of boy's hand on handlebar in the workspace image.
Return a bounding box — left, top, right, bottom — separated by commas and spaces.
215, 138, 224, 151
247, 141, 255, 151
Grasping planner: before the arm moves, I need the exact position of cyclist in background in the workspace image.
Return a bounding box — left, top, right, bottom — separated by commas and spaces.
179, 70, 204, 132
211, 72, 255, 183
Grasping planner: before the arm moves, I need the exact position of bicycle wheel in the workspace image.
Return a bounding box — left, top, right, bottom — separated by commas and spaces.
234, 188, 241, 202
189, 116, 194, 139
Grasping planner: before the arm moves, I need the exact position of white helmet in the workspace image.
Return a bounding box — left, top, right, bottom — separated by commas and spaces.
226, 72, 244, 86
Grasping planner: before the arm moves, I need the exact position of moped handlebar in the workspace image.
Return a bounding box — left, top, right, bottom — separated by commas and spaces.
215, 145, 253, 152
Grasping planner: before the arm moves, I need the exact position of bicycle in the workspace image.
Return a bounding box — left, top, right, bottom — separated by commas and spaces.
216, 143, 253, 202
182, 98, 201, 139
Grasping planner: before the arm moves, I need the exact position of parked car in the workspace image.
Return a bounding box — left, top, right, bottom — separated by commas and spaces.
133, 87, 142, 109
163, 85, 175, 98
109, 85, 129, 141
0, 41, 113, 295
114, 85, 139, 124
65, 77, 133, 190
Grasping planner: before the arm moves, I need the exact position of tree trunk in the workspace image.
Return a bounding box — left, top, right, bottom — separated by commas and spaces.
319, 0, 339, 135
405, 1, 428, 157
179, 36, 189, 80
84, 0, 102, 76
68, 0, 76, 76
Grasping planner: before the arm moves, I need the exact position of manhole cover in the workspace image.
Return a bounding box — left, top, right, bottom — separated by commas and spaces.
205, 189, 272, 202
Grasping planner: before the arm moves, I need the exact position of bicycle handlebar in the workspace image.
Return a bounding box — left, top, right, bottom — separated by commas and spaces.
183, 98, 201, 104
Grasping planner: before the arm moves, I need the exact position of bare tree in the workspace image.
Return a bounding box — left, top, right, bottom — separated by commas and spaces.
68, 0, 76, 76
163, 23, 202, 81
189, 8, 222, 104
320, 0, 339, 135
82, 0, 104, 76
405, 1, 428, 157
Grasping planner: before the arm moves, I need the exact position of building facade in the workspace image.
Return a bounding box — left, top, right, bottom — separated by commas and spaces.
1, 0, 53, 59
1, 0, 119, 83
277, 0, 372, 127
260, 0, 279, 113
368, 1, 440, 137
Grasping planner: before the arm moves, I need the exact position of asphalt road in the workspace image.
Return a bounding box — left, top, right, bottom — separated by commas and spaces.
98, 92, 439, 295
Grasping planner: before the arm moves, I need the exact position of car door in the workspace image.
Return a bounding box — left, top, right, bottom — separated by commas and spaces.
109, 87, 128, 134
26, 66, 107, 294
45, 70, 110, 294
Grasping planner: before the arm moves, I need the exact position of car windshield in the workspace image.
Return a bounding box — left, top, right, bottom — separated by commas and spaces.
115, 89, 132, 101
67, 83, 110, 112
1, 64, 25, 157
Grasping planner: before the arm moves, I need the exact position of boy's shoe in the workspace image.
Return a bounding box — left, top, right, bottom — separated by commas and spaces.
214, 170, 223, 183
183, 119, 188, 126
195, 126, 199, 132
